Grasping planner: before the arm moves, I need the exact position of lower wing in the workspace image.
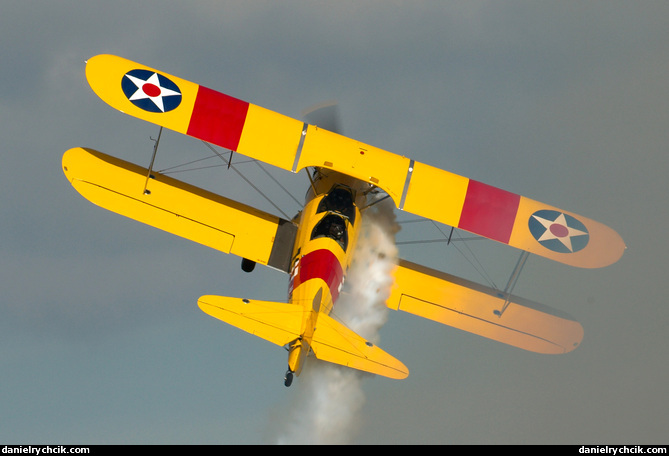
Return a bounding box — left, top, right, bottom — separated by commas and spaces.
62, 147, 297, 272
387, 259, 584, 354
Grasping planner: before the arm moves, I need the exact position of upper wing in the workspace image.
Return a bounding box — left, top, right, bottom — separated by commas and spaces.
387, 259, 584, 354
84, 54, 625, 268
62, 147, 297, 272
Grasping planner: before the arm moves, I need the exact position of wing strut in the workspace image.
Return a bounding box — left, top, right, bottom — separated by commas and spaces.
495, 250, 530, 317
143, 126, 163, 195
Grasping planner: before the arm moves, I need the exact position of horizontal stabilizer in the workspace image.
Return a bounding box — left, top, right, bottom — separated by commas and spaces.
62, 147, 297, 272
198, 295, 408, 379
388, 260, 584, 354
310, 313, 409, 380
198, 296, 305, 347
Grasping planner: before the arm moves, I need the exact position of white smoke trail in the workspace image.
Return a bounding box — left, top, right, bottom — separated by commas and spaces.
276, 199, 399, 445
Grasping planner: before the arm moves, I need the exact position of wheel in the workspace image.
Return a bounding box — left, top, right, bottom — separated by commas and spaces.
284, 370, 294, 387
241, 258, 256, 273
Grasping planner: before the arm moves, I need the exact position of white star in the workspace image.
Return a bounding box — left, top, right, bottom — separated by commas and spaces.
124, 72, 180, 112
531, 212, 588, 252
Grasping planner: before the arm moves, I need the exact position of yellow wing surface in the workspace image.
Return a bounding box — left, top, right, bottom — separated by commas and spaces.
387, 260, 584, 354
198, 296, 408, 379
62, 147, 296, 272
85, 54, 625, 268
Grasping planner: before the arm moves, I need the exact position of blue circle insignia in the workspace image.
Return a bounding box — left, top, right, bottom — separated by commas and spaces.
528, 209, 589, 253
121, 69, 182, 113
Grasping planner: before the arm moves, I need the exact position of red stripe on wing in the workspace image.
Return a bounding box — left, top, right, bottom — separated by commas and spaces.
458, 179, 520, 244
187, 86, 249, 150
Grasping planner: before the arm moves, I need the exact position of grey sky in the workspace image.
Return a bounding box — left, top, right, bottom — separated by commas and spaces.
1, 1, 667, 444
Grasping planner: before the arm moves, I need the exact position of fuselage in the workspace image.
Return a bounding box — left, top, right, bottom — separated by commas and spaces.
285, 169, 369, 376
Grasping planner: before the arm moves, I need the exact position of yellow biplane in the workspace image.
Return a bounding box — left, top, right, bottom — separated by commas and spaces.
63, 55, 625, 386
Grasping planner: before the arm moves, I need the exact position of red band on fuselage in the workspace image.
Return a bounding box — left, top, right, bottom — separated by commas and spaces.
289, 249, 345, 303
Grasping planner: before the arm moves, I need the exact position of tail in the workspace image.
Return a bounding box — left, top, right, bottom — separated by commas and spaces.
198, 295, 408, 380
310, 311, 408, 379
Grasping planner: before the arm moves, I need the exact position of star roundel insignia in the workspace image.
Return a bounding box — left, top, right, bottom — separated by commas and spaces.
528, 209, 589, 253
121, 69, 182, 113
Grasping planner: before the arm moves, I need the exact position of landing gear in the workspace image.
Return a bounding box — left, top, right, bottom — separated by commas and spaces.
241, 258, 256, 273
284, 370, 294, 387
284, 337, 306, 387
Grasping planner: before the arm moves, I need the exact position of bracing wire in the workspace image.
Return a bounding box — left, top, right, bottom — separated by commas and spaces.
396, 218, 499, 290
150, 139, 294, 219
157, 154, 256, 174
442, 223, 499, 290
199, 141, 291, 219
252, 160, 302, 207
151, 137, 303, 219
